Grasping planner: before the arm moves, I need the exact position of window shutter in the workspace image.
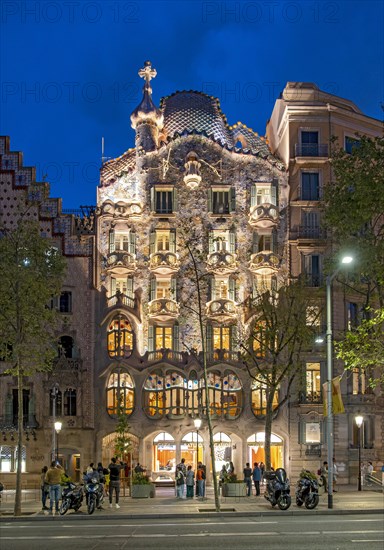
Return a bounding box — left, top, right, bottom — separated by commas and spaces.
150, 231, 156, 255
209, 275, 215, 301
252, 276, 258, 298
272, 179, 278, 206
320, 361, 327, 388
127, 276, 134, 298
148, 325, 154, 352
229, 231, 235, 253
252, 232, 260, 254
109, 229, 115, 253
298, 420, 305, 444
111, 278, 116, 295
230, 187, 236, 212
172, 323, 179, 351
230, 325, 238, 351
229, 278, 235, 301
207, 188, 212, 212
170, 229, 176, 253
129, 231, 136, 255
150, 186, 155, 211
206, 324, 213, 352
172, 187, 178, 212
150, 278, 156, 301
272, 229, 278, 254
208, 231, 214, 253
170, 277, 177, 300
250, 185, 256, 208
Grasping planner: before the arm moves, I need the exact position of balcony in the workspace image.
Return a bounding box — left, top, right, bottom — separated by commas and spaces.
206, 299, 237, 321
248, 204, 278, 229
295, 143, 328, 158
106, 251, 136, 275
249, 252, 279, 275
207, 251, 237, 274
150, 252, 179, 274
148, 298, 179, 321
107, 291, 136, 310
290, 226, 326, 241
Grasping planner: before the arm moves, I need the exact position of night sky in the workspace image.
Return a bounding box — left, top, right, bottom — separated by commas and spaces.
1, 0, 383, 208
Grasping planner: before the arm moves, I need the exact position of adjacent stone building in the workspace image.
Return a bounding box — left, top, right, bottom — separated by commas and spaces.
0, 66, 382, 487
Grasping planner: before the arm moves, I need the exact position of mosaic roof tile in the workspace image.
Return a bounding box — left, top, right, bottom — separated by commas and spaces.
100, 148, 136, 185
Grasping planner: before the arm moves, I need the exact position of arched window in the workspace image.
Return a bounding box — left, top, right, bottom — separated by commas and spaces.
107, 314, 134, 358
153, 432, 175, 472
106, 370, 134, 416
143, 371, 187, 418
251, 378, 279, 416
200, 370, 242, 418
181, 431, 203, 469
59, 336, 74, 358
213, 432, 232, 472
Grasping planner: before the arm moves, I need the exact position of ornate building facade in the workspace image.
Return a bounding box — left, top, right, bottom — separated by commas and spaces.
0, 66, 382, 487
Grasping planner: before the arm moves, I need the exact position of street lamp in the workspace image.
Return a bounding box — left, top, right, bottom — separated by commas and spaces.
355, 415, 363, 491
326, 255, 353, 509
194, 418, 202, 465
51, 384, 60, 462
54, 421, 62, 463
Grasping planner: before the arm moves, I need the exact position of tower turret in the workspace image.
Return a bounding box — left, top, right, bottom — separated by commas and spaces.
130, 61, 163, 152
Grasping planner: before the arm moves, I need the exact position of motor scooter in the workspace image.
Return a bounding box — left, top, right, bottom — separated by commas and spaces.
264, 468, 291, 510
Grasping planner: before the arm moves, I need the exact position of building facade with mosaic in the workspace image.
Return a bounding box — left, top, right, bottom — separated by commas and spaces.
0, 64, 383, 487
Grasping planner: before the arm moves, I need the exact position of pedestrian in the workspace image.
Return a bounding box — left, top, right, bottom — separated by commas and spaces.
40, 466, 49, 510
228, 461, 235, 475
320, 461, 328, 492
134, 462, 145, 473
86, 462, 94, 474
333, 459, 338, 492
259, 461, 265, 484
252, 462, 261, 496
196, 461, 206, 499
108, 457, 123, 509
176, 458, 186, 499
243, 462, 252, 496
45, 461, 62, 514
186, 465, 195, 498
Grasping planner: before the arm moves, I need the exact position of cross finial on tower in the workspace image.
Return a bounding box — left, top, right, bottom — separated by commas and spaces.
138, 61, 157, 89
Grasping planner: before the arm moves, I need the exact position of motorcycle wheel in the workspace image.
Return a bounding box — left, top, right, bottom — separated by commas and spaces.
59, 499, 70, 516
278, 495, 291, 510
88, 495, 96, 515
296, 498, 304, 507
305, 494, 319, 510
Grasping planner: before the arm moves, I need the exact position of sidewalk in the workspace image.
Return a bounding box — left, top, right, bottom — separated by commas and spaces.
1, 485, 383, 520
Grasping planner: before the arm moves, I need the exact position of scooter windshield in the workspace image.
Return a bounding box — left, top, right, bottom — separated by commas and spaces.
275, 468, 287, 483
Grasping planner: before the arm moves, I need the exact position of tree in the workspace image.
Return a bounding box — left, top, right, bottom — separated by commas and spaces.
0, 219, 66, 516
114, 398, 132, 461
324, 135, 384, 385
241, 282, 318, 470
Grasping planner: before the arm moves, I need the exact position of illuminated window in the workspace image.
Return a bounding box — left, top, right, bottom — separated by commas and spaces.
252, 322, 266, 356
213, 326, 230, 350
251, 379, 278, 416
352, 368, 367, 395
209, 187, 235, 214
156, 280, 171, 299
306, 362, 321, 402
106, 370, 134, 416
143, 372, 187, 418
200, 371, 242, 418
148, 324, 179, 352
0, 446, 26, 473
107, 315, 134, 358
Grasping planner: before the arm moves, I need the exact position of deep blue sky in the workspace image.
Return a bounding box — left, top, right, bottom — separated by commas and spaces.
1, 0, 383, 208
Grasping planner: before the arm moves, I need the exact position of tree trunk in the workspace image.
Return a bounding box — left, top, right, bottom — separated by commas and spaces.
264, 388, 276, 472
14, 363, 23, 516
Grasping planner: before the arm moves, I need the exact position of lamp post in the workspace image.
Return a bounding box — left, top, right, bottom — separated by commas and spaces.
326, 255, 353, 509
54, 421, 62, 463
355, 415, 363, 491
194, 418, 202, 466
51, 384, 59, 462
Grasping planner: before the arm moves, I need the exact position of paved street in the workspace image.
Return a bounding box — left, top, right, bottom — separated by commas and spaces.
1, 514, 384, 549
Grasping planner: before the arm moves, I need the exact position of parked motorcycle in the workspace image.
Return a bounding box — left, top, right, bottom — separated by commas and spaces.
296, 470, 319, 509
59, 482, 84, 515
264, 468, 291, 510
84, 477, 104, 515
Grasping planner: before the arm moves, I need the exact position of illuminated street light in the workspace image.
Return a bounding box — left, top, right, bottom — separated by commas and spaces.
326, 254, 353, 509
55, 421, 62, 463
355, 415, 364, 492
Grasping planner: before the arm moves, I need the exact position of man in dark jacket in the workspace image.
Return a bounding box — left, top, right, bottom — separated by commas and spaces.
108, 457, 123, 509
243, 462, 252, 497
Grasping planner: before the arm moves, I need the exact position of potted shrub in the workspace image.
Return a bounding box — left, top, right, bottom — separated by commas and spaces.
221, 473, 247, 497
131, 472, 156, 498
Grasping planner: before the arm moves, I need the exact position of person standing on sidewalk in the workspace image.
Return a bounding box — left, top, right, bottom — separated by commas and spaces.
243, 463, 252, 497
45, 461, 62, 514
196, 462, 206, 499
108, 457, 123, 509
176, 458, 187, 499
186, 465, 195, 498
252, 462, 261, 496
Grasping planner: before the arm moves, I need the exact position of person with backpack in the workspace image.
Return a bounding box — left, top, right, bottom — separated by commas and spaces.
175, 458, 186, 499
108, 457, 123, 508
196, 461, 206, 499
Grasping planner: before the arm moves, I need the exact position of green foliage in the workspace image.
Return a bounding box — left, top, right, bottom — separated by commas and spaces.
299, 469, 317, 481
335, 308, 384, 386
324, 136, 384, 386
132, 472, 151, 485
114, 398, 132, 459
0, 219, 66, 375
222, 473, 241, 483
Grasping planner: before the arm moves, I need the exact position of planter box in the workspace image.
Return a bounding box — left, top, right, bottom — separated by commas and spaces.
131, 483, 156, 498
221, 483, 247, 497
